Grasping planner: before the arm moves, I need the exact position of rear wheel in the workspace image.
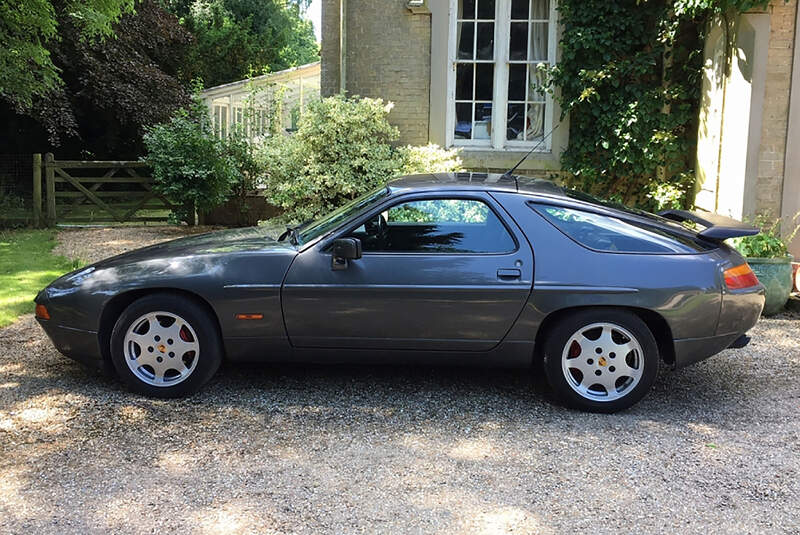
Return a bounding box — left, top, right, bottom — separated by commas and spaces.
110, 294, 222, 398
543, 309, 659, 413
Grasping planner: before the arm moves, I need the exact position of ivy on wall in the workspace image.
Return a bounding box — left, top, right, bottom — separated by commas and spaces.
549, 0, 771, 211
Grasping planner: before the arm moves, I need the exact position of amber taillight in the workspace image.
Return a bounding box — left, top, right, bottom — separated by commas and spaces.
723, 264, 759, 290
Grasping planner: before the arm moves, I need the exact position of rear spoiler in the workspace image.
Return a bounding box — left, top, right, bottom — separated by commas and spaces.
658, 210, 759, 241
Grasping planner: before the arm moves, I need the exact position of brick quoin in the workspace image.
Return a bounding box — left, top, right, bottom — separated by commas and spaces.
321, 0, 431, 145
756, 0, 798, 218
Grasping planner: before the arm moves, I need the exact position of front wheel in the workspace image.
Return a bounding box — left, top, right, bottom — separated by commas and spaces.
110, 293, 222, 398
543, 309, 659, 413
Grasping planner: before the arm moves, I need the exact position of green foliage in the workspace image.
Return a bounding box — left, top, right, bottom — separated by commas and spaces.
261, 95, 464, 222
389, 199, 488, 224
1, 0, 192, 156
143, 94, 242, 223
0, 191, 27, 229
730, 214, 800, 258
548, 0, 768, 212
262, 95, 403, 222
170, 0, 319, 87
0, 230, 81, 328
397, 144, 464, 176
0, 0, 134, 109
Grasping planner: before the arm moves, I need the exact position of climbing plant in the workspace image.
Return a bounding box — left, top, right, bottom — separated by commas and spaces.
548, 0, 770, 212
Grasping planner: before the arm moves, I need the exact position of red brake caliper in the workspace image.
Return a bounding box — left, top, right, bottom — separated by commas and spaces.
179, 326, 192, 342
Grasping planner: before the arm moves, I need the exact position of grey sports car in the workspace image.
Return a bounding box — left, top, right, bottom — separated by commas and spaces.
35, 173, 765, 412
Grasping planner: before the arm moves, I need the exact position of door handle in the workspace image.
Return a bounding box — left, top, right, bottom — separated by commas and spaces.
497, 268, 522, 280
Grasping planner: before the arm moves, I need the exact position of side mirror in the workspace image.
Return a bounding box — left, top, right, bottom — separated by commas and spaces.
331, 237, 362, 270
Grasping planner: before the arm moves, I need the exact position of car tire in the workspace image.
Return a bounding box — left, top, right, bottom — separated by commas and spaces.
110, 293, 222, 398
543, 309, 659, 413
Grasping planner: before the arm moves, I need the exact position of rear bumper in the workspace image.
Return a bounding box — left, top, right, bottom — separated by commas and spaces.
673, 284, 764, 369
36, 318, 104, 370
673, 332, 743, 368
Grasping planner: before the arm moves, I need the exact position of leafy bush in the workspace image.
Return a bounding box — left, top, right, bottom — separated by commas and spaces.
262, 95, 462, 222
143, 95, 242, 224
730, 214, 800, 258
397, 144, 463, 176
0, 191, 27, 229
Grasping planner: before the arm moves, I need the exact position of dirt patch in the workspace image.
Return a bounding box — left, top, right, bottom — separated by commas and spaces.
53, 226, 219, 264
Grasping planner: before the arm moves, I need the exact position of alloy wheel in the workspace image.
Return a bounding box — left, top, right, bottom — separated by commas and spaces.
560, 322, 644, 402
123, 311, 200, 387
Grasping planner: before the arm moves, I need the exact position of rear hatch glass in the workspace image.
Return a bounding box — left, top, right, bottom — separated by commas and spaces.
531, 203, 718, 254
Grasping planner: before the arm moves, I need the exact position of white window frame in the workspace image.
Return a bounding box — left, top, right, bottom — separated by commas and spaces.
446, 0, 558, 152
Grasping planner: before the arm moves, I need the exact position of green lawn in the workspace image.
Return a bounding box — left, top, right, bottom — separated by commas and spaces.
0, 230, 81, 328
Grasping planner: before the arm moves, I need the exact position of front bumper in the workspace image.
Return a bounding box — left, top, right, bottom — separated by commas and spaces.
36, 318, 104, 371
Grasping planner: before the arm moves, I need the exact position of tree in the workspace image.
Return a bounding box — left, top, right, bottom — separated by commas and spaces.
170, 0, 319, 88
0, 0, 134, 109
0, 0, 193, 157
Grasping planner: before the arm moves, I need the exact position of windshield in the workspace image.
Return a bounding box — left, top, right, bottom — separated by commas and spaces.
296, 187, 390, 245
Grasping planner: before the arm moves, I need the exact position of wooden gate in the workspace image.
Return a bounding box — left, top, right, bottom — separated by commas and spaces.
34, 153, 174, 226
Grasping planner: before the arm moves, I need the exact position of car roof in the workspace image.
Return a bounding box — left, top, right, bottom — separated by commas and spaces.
387, 172, 567, 198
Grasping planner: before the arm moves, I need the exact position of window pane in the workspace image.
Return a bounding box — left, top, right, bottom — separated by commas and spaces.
534, 205, 705, 254
508, 64, 526, 101
511, 0, 528, 19
525, 103, 545, 139
456, 63, 474, 100
509, 22, 528, 61
531, 0, 549, 19
529, 22, 549, 62
529, 67, 546, 101
475, 63, 494, 100
475, 22, 494, 60
476, 0, 495, 19
358, 199, 515, 253
473, 103, 492, 139
461, 0, 476, 19
507, 103, 525, 140
457, 22, 475, 59
455, 102, 472, 139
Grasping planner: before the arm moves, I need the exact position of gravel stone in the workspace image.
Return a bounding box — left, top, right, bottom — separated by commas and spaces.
1, 227, 798, 534
52, 226, 218, 264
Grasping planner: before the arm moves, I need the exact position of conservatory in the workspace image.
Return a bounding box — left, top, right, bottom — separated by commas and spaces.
200, 62, 321, 139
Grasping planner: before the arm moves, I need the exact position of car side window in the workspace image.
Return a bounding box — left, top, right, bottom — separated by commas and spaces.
349, 198, 516, 253
533, 204, 705, 254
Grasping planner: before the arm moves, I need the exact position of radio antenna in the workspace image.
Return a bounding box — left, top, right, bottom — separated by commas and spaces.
502, 120, 561, 180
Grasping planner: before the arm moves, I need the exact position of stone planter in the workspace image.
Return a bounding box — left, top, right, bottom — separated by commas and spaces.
793, 262, 799, 293
747, 256, 793, 315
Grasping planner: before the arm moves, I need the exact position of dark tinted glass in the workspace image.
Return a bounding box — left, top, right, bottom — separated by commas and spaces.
533, 204, 715, 253
351, 199, 515, 253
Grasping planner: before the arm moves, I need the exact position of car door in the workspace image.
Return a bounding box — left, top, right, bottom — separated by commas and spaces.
281, 191, 534, 351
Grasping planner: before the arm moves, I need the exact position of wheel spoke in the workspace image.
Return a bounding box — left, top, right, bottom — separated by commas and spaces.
135, 352, 155, 366
615, 360, 638, 377
613, 340, 636, 356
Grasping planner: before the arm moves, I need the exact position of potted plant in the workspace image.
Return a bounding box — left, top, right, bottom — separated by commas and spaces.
729, 214, 799, 315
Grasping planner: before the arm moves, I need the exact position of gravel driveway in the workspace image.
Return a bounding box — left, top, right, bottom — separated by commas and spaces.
1, 227, 798, 534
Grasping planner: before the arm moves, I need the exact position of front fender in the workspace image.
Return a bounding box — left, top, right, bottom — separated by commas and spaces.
39, 251, 296, 341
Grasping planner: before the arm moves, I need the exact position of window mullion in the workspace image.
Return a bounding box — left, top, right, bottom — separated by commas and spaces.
491, 0, 511, 151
